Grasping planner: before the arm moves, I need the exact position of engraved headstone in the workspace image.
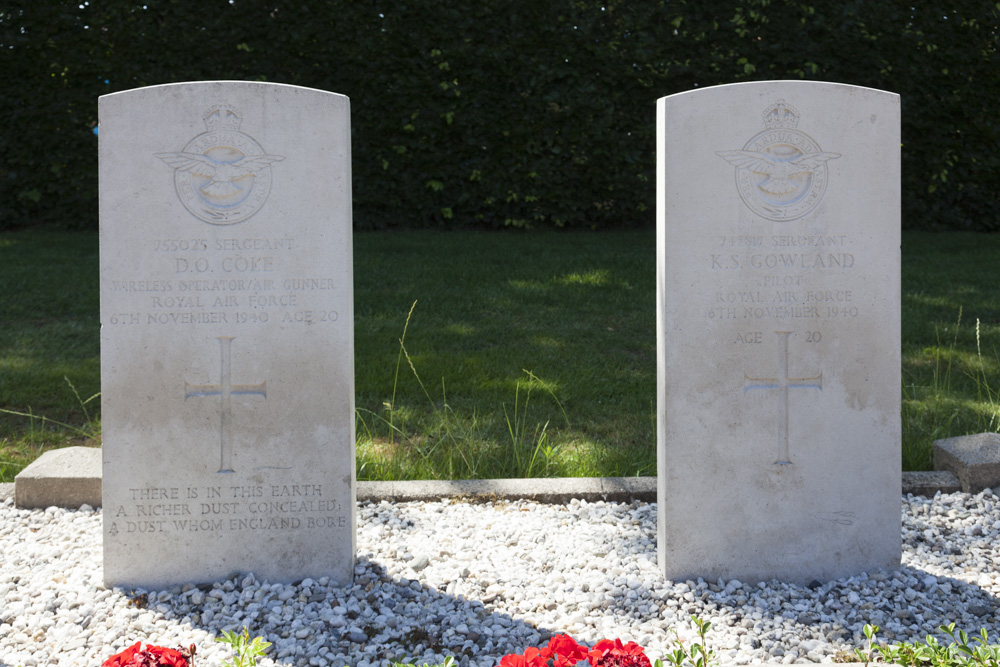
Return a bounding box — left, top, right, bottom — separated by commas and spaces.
100, 82, 355, 588
656, 81, 900, 584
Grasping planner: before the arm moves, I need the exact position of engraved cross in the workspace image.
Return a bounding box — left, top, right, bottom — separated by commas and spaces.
185, 336, 266, 473
744, 331, 822, 465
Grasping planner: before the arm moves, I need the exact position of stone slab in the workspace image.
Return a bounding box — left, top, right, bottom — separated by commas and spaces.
656, 81, 901, 584
933, 432, 1000, 493
13, 446, 102, 509
361, 477, 658, 504
901, 470, 961, 497
1, 465, 966, 510
99, 81, 355, 589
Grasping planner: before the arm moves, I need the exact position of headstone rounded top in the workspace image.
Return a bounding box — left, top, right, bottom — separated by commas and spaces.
99, 80, 355, 589
656, 80, 901, 584
101, 80, 349, 101
660, 79, 899, 103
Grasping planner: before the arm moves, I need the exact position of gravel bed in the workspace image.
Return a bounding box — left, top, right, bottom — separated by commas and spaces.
2, 490, 999, 667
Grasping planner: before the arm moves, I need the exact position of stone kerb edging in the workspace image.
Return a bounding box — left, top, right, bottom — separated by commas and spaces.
15, 430, 1000, 509
358, 476, 657, 504
3, 446, 966, 510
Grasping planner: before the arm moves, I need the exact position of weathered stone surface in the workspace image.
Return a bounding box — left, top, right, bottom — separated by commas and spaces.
934, 432, 1000, 493
902, 470, 961, 497
14, 446, 102, 509
99, 81, 355, 588
656, 81, 901, 584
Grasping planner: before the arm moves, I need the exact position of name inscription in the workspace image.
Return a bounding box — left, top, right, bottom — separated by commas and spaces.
703, 232, 861, 323
105, 236, 341, 327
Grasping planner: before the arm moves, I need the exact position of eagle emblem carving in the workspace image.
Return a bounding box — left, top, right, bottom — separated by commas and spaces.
717, 100, 840, 221
157, 104, 285, 225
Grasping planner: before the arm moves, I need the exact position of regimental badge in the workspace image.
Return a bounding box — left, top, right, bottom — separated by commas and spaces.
156, 105, 284, 225
717, 100, 840, 222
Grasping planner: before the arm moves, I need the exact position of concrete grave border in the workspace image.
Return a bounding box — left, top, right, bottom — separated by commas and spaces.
6, 445, 973, 509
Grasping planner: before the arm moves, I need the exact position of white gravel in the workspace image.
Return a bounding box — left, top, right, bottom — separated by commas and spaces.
2, 490, 999, 667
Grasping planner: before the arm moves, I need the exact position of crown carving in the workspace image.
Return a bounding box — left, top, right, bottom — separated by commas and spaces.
763, 100, 799, 129
203, 105, 242, 131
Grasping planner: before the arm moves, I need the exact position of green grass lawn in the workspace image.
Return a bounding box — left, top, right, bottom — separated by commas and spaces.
901, 232, 1000, 469
0, 229, 102, 482
1, 227, 998, 482
353, 229, 655, 480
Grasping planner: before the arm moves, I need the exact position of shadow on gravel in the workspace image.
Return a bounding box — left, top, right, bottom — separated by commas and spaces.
111, 561, 553, 667
101, 553, 1000, 667
6, 496, 998, 667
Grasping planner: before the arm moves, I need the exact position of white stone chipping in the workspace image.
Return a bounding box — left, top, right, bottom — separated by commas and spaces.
2, 492, 999, 667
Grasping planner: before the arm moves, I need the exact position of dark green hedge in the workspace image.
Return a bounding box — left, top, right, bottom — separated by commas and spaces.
2, 1, 998, 231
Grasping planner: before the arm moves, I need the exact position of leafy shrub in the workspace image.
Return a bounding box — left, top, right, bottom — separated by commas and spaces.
2, 1, 998, 231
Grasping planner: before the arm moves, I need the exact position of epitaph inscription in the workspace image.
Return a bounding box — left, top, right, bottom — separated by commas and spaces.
106, 483, 348, 537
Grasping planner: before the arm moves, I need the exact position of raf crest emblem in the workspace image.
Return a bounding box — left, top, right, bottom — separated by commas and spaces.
156, 105, 284, 225
717, 100, 839, 221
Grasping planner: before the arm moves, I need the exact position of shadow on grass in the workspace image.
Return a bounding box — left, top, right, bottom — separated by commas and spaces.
0, 228, 101, 452
354, 231, 655, 428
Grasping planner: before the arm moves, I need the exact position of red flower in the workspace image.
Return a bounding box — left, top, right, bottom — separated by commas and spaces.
588, 638, 652, 667
526, 647, 551, 667
500, 649, 546, 667
101, 642, 190, 667
102, 641, 142, 667
498, 638, 583, 667
147, 645, 189, 667
498, 636, 652, 667
543, 634, 590, 667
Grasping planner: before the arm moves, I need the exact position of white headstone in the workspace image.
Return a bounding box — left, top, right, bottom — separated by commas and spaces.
656, 81, 900, 584
100, 82, 355, 588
